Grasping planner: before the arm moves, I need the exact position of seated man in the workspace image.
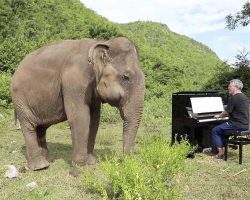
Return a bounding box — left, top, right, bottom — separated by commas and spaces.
211, 79, 249, 159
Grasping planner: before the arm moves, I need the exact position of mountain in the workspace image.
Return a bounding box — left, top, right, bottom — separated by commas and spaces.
119, 22, 228, 99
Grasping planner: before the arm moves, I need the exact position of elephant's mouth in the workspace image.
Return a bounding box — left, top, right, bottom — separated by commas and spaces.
97, 88, 122, 107
100, 97, 120, 107
100, 98, 107, 104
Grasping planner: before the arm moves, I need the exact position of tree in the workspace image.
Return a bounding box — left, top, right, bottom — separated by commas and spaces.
226, 1, 250, 30
232, 49, 250, 94
233, 48, 250, 68
225, 2, 250, 95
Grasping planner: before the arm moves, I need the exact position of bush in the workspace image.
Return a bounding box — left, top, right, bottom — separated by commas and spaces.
83, 134, 193, 199
0, 72, 12, 108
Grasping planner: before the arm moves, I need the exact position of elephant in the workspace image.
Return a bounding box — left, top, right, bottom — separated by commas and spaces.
11, 37, 145, 171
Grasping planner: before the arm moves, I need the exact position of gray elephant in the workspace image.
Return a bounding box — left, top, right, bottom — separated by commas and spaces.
11, 37, 145, 170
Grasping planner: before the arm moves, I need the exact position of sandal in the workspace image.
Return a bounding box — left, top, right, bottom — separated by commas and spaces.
215, 154, 225, 159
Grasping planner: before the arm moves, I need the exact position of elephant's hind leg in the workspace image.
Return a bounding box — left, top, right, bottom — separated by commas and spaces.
37, 126, 54, 163
21, 123, 50, 170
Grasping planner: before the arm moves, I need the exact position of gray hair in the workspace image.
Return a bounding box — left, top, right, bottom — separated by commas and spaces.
230, 79, 243, 90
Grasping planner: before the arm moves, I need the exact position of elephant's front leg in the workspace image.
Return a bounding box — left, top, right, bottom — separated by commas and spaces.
65, 100, 90, 166
87, 102, 101, 164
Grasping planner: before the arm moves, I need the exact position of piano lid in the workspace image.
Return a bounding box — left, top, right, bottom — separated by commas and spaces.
190, 97, 225, 114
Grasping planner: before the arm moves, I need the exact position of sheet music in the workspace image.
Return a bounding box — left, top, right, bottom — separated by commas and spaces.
190, 97, 224, 114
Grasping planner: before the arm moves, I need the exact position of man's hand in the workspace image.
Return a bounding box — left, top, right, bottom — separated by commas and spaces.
214, 114, 220, 119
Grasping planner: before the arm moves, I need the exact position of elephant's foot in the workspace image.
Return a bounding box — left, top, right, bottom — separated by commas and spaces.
45, 154, 55, 163
28, 156, 50, 171
72, 155, 87, 166
69, 166, 79, 178
41, 149, 54, 163
87, 153, 96, 165
72, 154, 96, 166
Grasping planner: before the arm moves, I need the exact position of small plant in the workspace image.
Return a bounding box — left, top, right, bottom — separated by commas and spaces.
27, 187, 59, 200
83, 134, 193, 199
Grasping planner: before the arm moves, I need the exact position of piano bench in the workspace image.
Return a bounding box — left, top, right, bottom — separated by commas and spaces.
224, 130, 250, 164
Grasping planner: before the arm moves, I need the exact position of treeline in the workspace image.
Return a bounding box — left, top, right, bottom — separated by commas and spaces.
1, 0, 249, 124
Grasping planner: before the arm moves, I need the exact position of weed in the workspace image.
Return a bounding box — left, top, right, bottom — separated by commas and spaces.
27, 187, 60, 200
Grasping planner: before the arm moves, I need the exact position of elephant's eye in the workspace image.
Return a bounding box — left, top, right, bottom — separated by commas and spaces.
122, 74, 130, 82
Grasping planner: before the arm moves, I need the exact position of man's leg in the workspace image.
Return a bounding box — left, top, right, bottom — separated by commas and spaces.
211, 122, 232, 156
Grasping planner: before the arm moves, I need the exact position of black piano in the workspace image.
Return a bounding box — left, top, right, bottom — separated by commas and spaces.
172, 91, 228, 150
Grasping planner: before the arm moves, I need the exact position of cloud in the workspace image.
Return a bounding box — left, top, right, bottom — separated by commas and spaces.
82, 0, 247, 35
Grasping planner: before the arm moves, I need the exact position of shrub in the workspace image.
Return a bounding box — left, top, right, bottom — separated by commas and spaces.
83, 134, 193, 199
0, 72, 12, 108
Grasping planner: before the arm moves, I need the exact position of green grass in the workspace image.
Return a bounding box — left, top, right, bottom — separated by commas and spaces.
0, 120, 91, 199
182, 150, 250, 200
1, 116, 250, 200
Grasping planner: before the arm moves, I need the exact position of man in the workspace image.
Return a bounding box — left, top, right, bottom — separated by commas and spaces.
211, 79, 249, 159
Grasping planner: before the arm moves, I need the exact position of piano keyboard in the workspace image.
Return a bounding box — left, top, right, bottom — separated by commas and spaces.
198, 117, 229, 123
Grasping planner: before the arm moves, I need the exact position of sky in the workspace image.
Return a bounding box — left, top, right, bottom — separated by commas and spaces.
81, 0, 250, 64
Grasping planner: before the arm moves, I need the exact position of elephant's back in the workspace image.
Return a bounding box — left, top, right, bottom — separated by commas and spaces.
33, 39, 95, 57
12, 39, 96, 84
11, 40, 95, 98
21, 39, 96, 70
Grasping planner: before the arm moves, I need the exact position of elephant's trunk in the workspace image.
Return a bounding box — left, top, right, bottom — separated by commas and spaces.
120, 77, 145, 154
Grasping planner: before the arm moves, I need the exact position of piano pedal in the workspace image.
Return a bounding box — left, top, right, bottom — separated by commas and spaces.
228, 144, 238, 150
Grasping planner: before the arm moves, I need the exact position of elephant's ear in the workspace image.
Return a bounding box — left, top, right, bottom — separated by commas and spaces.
88, 43, 111, 83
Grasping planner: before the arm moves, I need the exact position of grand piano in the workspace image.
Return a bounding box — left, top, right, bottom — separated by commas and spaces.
172, 91, 229, 151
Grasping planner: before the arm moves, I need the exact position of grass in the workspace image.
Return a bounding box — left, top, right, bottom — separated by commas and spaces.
182, 149, 250, 200
1, 116, 250, 200
0, 120, 91, 199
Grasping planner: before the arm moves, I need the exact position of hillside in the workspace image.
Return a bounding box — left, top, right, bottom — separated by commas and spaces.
0, 0, 230, 115
119, 22, 227, 99
0, 0, 119, 108
0, 0, 119, 74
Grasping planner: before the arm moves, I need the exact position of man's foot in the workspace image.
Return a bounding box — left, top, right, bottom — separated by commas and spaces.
214, 154, 225, 159
202, 147, 218, 155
